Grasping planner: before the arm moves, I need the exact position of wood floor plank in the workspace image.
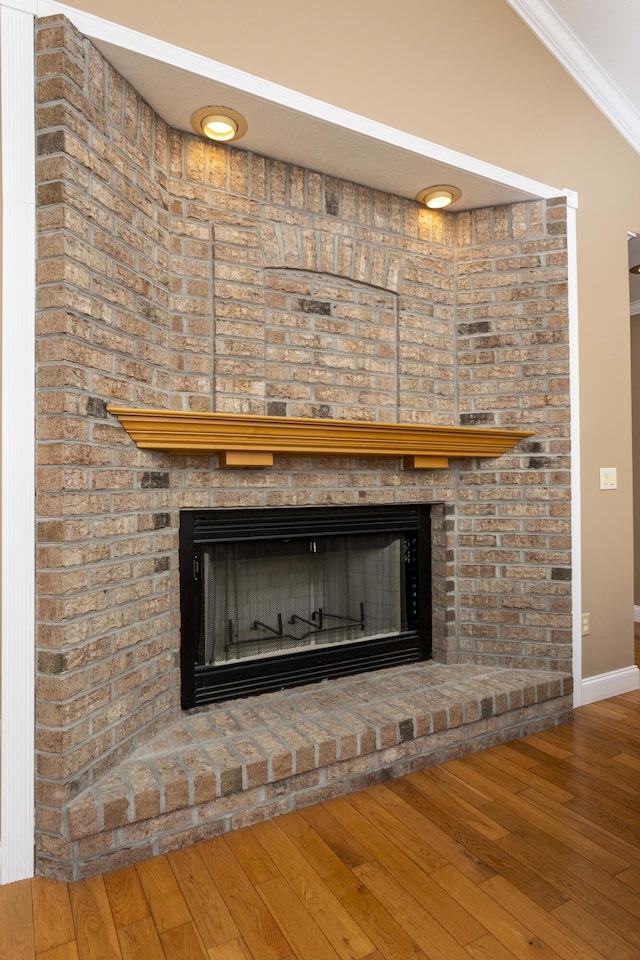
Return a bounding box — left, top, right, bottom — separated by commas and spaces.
160, 921, 209, 960
427, 764, 495, 807
353, 859, 475, 960
616, 865, 640, 892
431, 864, 563, 960
480, 875, 609, 960
346, 789, 448, 871
519, 787, 640, 870
207, 939, 257, 959
167, 846, 240, 949
497, 831, 640, 947
574, 712, 640, 746
117, 917, 164, 960
300, 804, 371, 869
613, 751, 640, 773
275, 811, 366, 901
326, 795, 487, 945
535, 721, 615, 753
256, 876, 342, 960
103, 866, 149, 928
575, 711, 640, 742
198, 835, 293, 960
530, 753, 640, 821
407, 770, 510, 841
225, 828, 281, 884
466, 933, 520, 960
391, 772, 566, 912
378, 778, 496, 884
0, 879, 35, 960
551, 900, 639, 960
135, 855, 192, 934
564, 795, 640, 848
513, 735, 573, 761
273, 813, 430, 960
586, 704, 640, 729
249, 820, 375, 960
32, 876, 74, 956
488, 801, 640, 922
458, 754, 531, 796
490, 743, 538, 769
576, 700, 632, 721
35, 945, 79, 960
464, 749, 574, 803
425, 760, 631, 876
68, 877, 121, 960
336, 880, 432, 960
542, 720, 631, 760
503, 739, 571, 767
565, 748, 640, 793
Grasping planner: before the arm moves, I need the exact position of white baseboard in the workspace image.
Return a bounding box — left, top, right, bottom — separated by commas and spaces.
581, 665, 640, 705
634, 605, 640, 622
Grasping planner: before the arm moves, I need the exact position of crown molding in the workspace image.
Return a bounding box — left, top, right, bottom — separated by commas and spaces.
505, 0, 640, 156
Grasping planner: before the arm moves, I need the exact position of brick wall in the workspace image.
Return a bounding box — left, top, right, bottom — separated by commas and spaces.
34, 15, 570, 870
455, 204, 571, 668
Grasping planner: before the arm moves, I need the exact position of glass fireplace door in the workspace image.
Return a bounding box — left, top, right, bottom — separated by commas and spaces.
201, 532, 406, 666
180, 504, 430, 706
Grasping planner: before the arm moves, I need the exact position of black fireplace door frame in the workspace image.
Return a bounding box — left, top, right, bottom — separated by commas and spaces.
179, 503, 432, 708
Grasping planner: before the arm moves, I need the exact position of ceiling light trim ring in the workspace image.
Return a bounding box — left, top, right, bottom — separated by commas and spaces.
416, 184, 462, 209
191, 105, 248, 142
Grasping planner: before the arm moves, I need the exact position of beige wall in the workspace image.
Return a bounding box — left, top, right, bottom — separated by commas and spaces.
60, 0, 640, 679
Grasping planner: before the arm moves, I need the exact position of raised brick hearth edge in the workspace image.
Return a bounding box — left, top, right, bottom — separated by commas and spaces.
50, 663, 574, 880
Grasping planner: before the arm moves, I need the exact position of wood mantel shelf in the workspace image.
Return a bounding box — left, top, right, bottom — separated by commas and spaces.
107, 406, 534, 469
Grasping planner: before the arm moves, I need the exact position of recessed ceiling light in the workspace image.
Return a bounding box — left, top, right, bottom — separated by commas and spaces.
191, 106, 248, 142
416, 185, 462, 209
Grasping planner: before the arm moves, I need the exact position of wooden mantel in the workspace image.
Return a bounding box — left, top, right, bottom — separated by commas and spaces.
107, 406, 534, 469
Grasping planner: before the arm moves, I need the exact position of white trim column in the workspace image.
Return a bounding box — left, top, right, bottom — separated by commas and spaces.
566, 200, 582, 707
0, 1, 36, 884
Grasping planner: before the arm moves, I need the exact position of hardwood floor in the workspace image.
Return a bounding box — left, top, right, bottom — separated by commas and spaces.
3, 689, 640, 960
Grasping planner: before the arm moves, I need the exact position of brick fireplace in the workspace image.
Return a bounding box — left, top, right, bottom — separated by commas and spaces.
34, 15, 573, 879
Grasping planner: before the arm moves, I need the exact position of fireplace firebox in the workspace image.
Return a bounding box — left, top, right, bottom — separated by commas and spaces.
180, 504, 432, 707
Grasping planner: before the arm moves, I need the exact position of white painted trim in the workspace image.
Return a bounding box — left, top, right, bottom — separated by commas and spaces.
36, 0, 570, 205
0, 0, 37, 11
581, 665, 640, 705
505, 0, 640, 156
630, 300, 640, 316
0, 4, 36, 884
634, 605, 640, 622
566, 205, 582, 708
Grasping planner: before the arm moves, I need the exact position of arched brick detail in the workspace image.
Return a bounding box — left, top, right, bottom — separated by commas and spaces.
255, 221, 403, 293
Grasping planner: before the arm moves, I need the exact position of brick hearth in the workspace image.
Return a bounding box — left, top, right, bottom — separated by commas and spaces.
64, 663, 572, 878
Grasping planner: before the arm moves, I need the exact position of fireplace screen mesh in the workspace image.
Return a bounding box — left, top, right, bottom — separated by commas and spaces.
199, 533, 408, 665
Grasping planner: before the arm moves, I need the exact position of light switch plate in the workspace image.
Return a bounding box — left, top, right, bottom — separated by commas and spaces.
600, 467, 617, 490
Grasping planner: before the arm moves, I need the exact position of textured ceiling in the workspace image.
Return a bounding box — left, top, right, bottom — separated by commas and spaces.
544, 0, 640, 116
